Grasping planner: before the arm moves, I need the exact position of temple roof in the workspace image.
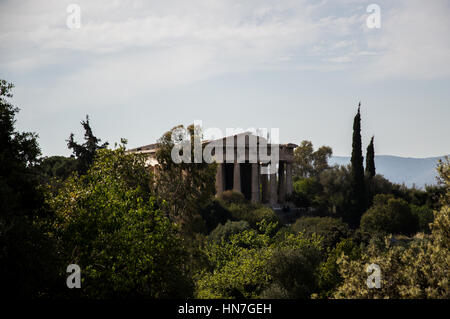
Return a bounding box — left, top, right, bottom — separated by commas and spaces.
127, 132, 297, 154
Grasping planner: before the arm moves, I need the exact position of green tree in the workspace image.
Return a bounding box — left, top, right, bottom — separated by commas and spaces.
424, 184, 446, 210
196, 222, 323, 299
335, 157, 449, 299
262, 236, 323, 299
208, 220, 250, 243
0, 80, 41, 219
291, 177, 323, 208
196, 224, 275, 298
198, 199, 233, 234
0, 79, 59, 297
293, 141, 314, 178
218, 191, 279, 229
46, 146, 192, 298
349, 104, 366, 226
360, 194, 418, 236
313, 145, 333, 175
67, 115, 108, 175
318, 165, 353, 215
316, 238, 360, 298
410, 204, 434, 233
154, 124, 216, 232
293, 141, 332, 179
290, 216, 351, 248
37, 155, 78, 185
365, 136, 375, 178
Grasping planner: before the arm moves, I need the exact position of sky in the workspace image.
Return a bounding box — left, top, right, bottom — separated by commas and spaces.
1, 0, 449, 158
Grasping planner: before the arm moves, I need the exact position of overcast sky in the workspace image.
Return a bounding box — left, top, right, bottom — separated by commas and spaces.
1, 0, 449, 158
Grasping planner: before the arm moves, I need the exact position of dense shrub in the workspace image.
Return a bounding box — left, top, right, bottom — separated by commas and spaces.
227, 204, 278, 228
37, 156, 78, 184
198, 199, 232, 234
316, 238, 360, 298
261, 236, 323, 298
335, 158, 449, 299
219, 190, 246, 205
217, 191, 279, 229
318, 165, 353, 215
360, 194, 419, 236
46, 148, 192, 298
410, 204, 434, 233
335, 207, 449, 298
196, 223, 323, 299
251, 207, 279, 226
291, 177, 322, 208
196, 225, 273, 298
209, 220, 250, 243
290, 216, 351, 248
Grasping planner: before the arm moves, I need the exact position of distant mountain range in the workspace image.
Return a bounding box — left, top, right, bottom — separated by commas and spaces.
329, 155, 448, 189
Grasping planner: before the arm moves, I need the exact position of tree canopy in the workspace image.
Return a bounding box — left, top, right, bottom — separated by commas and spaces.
67, 115, 108, 175
0, 79, 58, 297
293, 140, 332, 179
46, 146, 192, 298
1, 78, 447, 300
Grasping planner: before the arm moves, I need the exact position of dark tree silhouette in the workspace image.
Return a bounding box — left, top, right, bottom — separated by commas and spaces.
37, 155, 78, 184
349, 103, 366, 226
366, 136, 376, 178
67, 115, 108, 174
0, 79, 59, 297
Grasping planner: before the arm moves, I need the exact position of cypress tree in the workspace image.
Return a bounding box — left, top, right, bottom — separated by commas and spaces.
366, 136, 376, 178
349, 103, 366, 226
67, 115, 109, 175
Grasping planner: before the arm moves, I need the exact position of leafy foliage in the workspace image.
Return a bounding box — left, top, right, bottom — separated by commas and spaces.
196, 221, 323, 299
410, 204, 434, 233
335, 158, 450, 298
261, 234, 324, 299
209, 220, 251, 243
316, 238, 361, 298
293, 140, 332, 179
198, 199, 233, 234
360, 194, 418, 236
67, 115, 108, 175
290, 216, 351, 248
2, 79, 447, 299
216, 190, 279, 229
0, 79, 59, 297
37, 155, 78, 184
318, 165, 353, 214
154, 124, 217, 232
365, 136, 376, 178
290, 177, 324, 209
219, 190, 247, 205
46, 147, 191, 298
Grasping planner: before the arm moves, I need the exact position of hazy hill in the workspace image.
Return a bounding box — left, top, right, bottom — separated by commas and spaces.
329, 155, 448, 189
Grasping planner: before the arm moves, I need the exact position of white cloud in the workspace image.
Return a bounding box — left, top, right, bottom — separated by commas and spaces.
362, 0, 450, 80
0, 1, 350, 76
1, 0, 449, 95
328, 56, 352, 63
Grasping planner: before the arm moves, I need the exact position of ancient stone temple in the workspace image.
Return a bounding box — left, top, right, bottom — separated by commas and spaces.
127, 132, 297, 206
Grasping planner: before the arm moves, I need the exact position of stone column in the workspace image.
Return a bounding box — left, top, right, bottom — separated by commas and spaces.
261, 167, 269, 203
286, 162, 293, 197
233, 162, 241, 193
269, 169, 278, 205
251, 163, 260, 202
278, 162, 286, 203
215, 163, 224, 196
